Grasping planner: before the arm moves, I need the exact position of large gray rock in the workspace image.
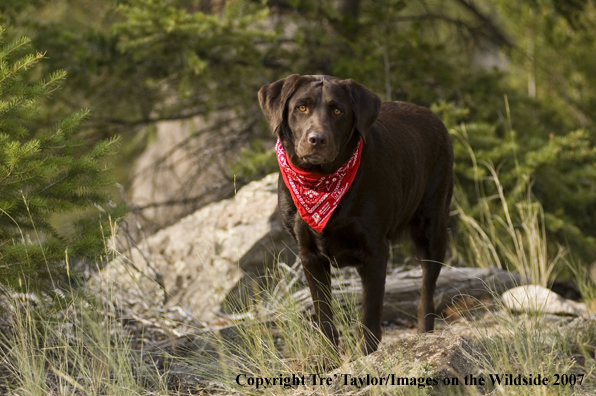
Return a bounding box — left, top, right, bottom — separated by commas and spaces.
101, 173, 296, 324
502, 285, 588, 316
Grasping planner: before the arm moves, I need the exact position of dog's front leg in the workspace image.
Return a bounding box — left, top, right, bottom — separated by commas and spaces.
357, 255, 388, 355
295, 222, 339, 350
302, 252, 338, 349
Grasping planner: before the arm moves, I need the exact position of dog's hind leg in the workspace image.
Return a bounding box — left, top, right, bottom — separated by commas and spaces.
410, 197, 450, 333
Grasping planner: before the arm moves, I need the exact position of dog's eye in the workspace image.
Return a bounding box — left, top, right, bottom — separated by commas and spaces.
333, 108, 342, 115
298, 105, 307, 112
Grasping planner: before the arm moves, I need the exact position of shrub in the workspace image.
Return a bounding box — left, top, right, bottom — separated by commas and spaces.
0, 27, 124, 294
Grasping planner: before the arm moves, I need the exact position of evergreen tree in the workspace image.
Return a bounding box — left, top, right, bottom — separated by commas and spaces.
0, 27, 123, 293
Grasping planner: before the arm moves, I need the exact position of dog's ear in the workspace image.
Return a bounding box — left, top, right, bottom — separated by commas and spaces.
258, 74, 304, 134
341, 79, 381, 142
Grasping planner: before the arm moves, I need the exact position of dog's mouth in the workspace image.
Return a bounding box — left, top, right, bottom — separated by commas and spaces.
301, 153, 329, 165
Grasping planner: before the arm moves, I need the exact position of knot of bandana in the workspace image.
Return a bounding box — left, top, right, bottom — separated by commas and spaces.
275, 138, 363, 232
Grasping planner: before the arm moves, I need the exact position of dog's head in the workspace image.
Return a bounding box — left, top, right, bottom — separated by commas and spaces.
258, 74, 381, 168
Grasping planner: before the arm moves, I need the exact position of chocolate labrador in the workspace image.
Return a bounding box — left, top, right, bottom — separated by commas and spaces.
258, 74, 453, 355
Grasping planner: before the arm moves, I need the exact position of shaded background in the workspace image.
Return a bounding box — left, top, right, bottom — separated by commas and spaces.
2, 0, 596, 270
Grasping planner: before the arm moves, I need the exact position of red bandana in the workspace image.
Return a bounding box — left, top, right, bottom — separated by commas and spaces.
276, 138, 363, 232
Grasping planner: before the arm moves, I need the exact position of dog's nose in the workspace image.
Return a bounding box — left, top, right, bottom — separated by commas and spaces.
307, 131, 327, 146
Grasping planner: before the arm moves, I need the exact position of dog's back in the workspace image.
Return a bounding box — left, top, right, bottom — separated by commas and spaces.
347, 101, 453, 239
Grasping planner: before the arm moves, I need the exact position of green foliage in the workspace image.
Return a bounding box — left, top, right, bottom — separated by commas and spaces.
435, 99, 596, 263
495, 1, 596, 125
112, 0, 270, 103
0, 27, 124, 293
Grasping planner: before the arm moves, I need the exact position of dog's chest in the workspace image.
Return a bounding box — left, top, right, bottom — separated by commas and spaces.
309, 223, 368, 268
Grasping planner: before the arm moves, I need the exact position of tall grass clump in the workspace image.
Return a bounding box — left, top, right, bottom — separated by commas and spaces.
0, 218, 167, 395
183, 259, 368, 395
454, 300, 596, 396
0, 286, 169, 395
451, 126, 568, 287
